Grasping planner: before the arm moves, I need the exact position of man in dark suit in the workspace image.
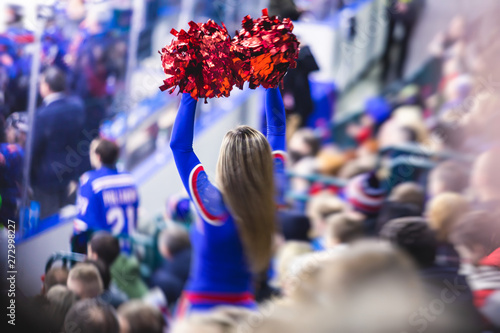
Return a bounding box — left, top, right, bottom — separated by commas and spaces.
382, 0, 425, 82
31, 66, 87, 219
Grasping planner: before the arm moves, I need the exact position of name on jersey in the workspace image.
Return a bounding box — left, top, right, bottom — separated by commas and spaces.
102, 188, 138, 207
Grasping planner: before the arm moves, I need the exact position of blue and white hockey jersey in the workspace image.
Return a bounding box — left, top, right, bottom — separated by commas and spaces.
74, 167, 139, 238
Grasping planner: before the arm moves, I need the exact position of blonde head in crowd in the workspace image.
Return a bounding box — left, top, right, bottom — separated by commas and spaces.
269, 241, 423, 333
471, 147, 500, 203
67, 263, 104, 299
462, 92, 500, 142
306, 192, 345, 238
117, 300, 166, 333
426, 192, 469, 242
216, 125, 276, 273
274, 241, 313, 292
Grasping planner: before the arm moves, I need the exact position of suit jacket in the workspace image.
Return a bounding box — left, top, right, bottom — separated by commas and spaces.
31, 94, 86, 190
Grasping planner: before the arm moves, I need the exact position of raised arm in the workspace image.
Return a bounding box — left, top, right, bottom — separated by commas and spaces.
265, 87, 288, 207
170, 93, 201, 184
170, 93, 228, 226
265, 87, 286, 152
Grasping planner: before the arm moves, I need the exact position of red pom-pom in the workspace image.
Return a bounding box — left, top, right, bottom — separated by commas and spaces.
159, 20, 236, 101
231, 9, 300, 89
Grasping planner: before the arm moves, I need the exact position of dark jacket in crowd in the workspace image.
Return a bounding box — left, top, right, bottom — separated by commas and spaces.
419, 264, 482, 333
435, 241, 461, 269
31, 94, 86, 190
150, 248, 191, 307
282, 46, 319, 127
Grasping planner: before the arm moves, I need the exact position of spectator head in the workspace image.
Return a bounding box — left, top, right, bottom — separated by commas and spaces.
463, 92, 500, 145
430, 122, 464, 151
40, 66, 66, 98
90, 138, 120, 169
426, 192, 469, 242
5, 4, 23, 24
117, 300, 166, 333
277, 210, 311, 242
275, 241, 312, 292
390, 105, 428, 144
448, 15, 466, 40
290, 157, 318, 193
158, 225, 191, 260
67, 263, 104, 299
365, 96, 391, 126
306, 192, 345, 238
380, 217, 437, 268
5, 112, 28, 147
288, 240, 421, 320
316, 148, 346, 176
345, 173, 386, 217
64, 298, 119, 333
325, 212, 364, 248
451, 211, 500, 265
88, 231, 121, 266
85, 259, 111, 290
338, 158, 375, 179
165, 194, 194, 227
375, 201, 422, 233
45, 285, 78, 333
444, 74, 471, 102
428, 160, 468, 198
288, 128, 321, 164
471, 148, 500, 202
389, 182, 425, 213
43, 266, 69, 295
84, 2, 112, 34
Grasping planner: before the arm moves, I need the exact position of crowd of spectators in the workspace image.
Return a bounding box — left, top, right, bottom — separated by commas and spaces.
4, 2, 500, 333
0, 1, 129, 221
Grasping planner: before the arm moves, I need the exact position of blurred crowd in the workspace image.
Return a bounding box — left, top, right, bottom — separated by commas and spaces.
0, 1, 131, 221
0, 1, 129, 119
4, 1, 500, 333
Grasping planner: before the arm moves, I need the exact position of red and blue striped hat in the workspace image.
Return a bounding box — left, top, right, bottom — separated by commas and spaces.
345, 172, 386, 216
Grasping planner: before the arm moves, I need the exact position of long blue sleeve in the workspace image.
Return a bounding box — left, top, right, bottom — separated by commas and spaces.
265, 87, 288, 207
170, 93, 201, 188
170, 93, 228, 226
265, 87, 286, 152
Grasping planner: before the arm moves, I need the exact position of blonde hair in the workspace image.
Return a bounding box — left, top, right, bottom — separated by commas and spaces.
306, 192, 345, 237
117, 300, 166, 333
275, 241, 313, 288
288, 241, 421, 309
427, 192, 469, 242
217, 126, 276, 272
67, 263, 103, 299
392, 105, 428, 144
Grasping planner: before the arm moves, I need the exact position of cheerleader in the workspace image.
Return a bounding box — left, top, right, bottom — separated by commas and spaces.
170, 87, 286, 315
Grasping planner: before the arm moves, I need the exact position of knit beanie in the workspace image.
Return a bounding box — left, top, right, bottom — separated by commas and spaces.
345, 172, 386, 216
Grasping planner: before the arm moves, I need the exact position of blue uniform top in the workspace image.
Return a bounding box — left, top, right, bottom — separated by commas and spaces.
170, 88, 286, 312
74, 166, 139, 239
0, 144, 24, 218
